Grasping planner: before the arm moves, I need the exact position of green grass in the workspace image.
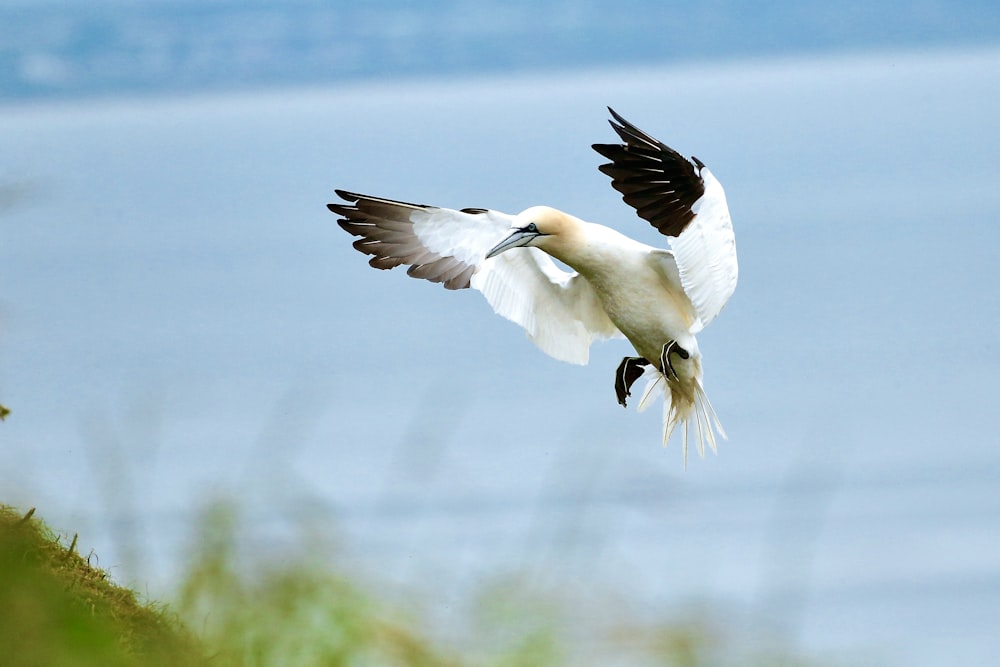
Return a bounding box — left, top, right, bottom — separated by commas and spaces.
1, 502, 817, 667
175, 501, 455, 666
0, 505, 204, 667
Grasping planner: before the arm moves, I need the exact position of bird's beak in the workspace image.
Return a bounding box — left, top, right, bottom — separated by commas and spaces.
486, 228, 539, 259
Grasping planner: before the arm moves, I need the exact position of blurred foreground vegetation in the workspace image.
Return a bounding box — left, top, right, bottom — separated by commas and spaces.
1, 503, 813, 667
0, 505, 203, 666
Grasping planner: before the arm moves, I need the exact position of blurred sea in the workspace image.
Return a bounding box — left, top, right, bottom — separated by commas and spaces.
1, 3, 999, 665
3, 0, 1000, 100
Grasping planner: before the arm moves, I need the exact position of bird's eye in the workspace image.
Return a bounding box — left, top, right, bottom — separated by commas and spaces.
525, 223, 538, 233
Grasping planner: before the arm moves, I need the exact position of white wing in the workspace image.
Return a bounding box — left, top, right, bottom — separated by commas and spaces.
593, 108, 738, 331
668, 168, 738, 331
330, 191, 621, 364
472, 245, 621, 364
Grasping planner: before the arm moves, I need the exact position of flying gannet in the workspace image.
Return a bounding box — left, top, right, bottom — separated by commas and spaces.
328, 108, 738, 464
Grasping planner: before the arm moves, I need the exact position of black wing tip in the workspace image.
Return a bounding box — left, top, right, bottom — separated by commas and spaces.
333, 188, 362, 202
598, 107, 709, 173
591, 143, 621, 160
604, 107, 647, 140
606, 106, 627, 126
327, 201, 364, 221
596, 107, 710, 238
329, 190, 365, 217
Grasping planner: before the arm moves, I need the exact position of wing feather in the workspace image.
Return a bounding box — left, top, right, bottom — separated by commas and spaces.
669, 168, 738, 329
329, 191, 621, 364
593, 108, 738, 328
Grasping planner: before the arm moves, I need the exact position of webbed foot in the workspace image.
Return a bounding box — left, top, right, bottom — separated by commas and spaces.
615, 356, 651, 407
660, 341, 690, 380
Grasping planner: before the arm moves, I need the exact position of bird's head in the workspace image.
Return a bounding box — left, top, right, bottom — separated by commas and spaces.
485, 206, 576, 259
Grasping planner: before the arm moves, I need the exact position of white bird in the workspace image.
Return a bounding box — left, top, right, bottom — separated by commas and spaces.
329, 108, 738, 464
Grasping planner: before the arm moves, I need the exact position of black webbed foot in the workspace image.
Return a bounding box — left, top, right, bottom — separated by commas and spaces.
660, 341, 690, 380
615, 356, 651, 407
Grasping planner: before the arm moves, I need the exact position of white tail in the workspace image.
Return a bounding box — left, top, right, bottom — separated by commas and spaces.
636, 367, 726, 467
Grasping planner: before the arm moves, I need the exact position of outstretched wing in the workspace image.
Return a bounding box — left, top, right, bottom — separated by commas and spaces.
329, 191, 621, 364
592, 108, 738, 330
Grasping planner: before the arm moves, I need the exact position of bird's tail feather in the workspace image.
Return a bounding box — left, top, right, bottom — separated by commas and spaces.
635, 368, 726, 467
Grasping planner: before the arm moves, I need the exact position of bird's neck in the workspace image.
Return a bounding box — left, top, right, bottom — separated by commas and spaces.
542, 220, 634, 277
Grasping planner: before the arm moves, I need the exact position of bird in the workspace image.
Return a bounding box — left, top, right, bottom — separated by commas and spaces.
328, 108, 737, 464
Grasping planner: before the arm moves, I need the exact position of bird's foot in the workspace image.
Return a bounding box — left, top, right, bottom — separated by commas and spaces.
660, 341, 690, 380
615, 356, 650, 407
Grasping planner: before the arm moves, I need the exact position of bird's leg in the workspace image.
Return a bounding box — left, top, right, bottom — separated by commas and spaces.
660, 341, 690, 380
615, 356, 651, 407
